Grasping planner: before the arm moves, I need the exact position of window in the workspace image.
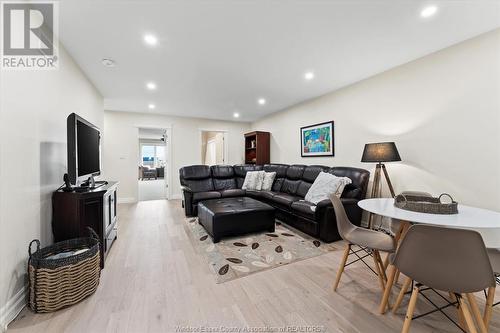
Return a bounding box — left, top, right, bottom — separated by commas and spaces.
141, 144, 165, 168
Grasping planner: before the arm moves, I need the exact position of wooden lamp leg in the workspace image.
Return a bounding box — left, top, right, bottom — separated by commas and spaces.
368, 164, 382, 229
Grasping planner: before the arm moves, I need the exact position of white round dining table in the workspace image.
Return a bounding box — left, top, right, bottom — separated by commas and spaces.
358, 198, 500, 248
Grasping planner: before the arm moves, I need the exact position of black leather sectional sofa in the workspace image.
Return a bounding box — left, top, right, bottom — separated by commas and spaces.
179, 164, 370, 242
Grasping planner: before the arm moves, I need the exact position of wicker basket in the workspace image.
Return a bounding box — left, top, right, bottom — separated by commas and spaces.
28, 228, 101, 313
394, 193, 458, 215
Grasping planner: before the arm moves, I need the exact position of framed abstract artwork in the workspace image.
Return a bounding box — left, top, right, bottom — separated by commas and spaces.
300, 121, 334, 157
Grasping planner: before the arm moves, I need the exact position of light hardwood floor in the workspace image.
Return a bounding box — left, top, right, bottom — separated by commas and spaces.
8, 200, 500, 332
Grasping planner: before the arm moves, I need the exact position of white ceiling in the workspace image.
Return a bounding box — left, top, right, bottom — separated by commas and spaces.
59, 0, 500, 122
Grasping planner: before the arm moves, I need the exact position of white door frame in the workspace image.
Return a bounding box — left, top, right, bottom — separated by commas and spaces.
136, 125, 172, 200
199, 129, 229, 165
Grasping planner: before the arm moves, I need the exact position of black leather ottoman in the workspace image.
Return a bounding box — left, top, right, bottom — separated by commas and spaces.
198, 197, 275, 243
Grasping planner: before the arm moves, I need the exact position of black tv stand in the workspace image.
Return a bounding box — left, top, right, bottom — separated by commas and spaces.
52, 181, 118, 268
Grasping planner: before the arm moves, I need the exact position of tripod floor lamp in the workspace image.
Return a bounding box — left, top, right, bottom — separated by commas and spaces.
361, 142, 401, 228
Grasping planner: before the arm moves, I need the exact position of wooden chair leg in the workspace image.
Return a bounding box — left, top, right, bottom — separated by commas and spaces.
466, 293, 488, 333
393, 276, 412, 313
379, 264, 397, 314
484, 286, 495, 330
401, 286, 419, 333
459, 295, 479, 333
449, 292, 467, 331
372, 250, 386, 291
375, 251, 388, 283
333, 243, 351, 291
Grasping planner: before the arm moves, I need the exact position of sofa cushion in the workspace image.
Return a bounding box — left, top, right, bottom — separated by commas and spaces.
263, 164, 289, 191
286, 165, 306, 180
281, 179, 301, 195
179, 165, 214, 192
219, 189, 246, 198
305, 172, 352, 204
211, 165, 234, 178
242, 171, 265, 190
180, 165, 211, 179
302, 165, 329, 182
296, 181, 312, 198
291, 200, 316, 219
261, 172, 276, 191
329, 167, 370, 200
271, 193, 301, 208
234, 164, 263, 188
193, 191, 221, 203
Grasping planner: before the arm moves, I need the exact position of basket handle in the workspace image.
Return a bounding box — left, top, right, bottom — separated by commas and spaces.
28, 239, 40, 257
87, 227, 99, 241
395, 194, 408, 207
438, 193, 454, 203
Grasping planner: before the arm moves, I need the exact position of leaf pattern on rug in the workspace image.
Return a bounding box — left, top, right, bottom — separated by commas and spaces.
251, 261, 270, 268
266, 233, 279, 237
265, 254, 274, 263
218, 264, 229, 275
275, 245, 283, 253
226, 258, 243, 264
185, 216, 335, 284
313, 240, 321, 247
232, 265, 250, 272
200, 235, 208, 241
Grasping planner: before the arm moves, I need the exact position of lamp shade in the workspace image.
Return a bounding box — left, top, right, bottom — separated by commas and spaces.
361, 142, 401, 163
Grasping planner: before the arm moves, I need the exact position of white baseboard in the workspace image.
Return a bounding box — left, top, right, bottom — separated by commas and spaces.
117, 197, 136, 204
0, 287, 27, 332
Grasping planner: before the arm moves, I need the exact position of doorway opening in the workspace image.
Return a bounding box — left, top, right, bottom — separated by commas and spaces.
201, 131, 226, 165
138, 128, 168, 201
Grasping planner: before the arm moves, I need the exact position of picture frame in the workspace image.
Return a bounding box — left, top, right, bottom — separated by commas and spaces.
300, 121, 334, 157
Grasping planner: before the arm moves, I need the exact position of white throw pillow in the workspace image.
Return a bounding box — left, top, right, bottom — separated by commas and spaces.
261, 172, 276, 191
305, 172, 352, 204
242, 171, 265, 190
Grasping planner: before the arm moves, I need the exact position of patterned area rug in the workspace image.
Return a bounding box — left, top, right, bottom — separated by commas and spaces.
185, 217, 337, 283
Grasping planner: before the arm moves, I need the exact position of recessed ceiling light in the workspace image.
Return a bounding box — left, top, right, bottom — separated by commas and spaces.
233, 112, 240, 118
148, 103, 156, 110
101, 58, 115, 67
146, 82, 157, 90
304, 71, 315, 80
258, 98, 266, 105
420, 5, 438, 18
143, 34, 158, 46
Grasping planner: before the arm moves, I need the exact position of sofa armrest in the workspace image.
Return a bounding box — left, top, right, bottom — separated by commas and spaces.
181, 185, 193, 193
180, 186, 195, 216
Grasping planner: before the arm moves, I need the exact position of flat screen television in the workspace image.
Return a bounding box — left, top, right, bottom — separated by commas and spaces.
67, 113, 101, 185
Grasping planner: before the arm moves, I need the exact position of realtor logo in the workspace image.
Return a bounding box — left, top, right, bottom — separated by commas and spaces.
1, 1, 58, 69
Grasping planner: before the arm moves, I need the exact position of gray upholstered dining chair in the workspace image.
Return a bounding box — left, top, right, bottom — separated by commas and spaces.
329, 194, 396, 293
381, 224, 495, 333
485, 249, 499, 328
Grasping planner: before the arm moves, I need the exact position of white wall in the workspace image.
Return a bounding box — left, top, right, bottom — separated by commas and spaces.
252, 29, 500, 211
102, 111, 250, 202
0, 46, 103, 330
